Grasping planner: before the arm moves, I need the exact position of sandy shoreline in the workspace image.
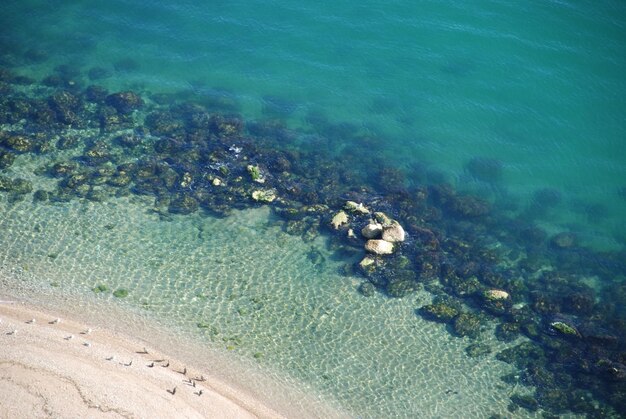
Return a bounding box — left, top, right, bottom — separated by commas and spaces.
0, 300, 301, 419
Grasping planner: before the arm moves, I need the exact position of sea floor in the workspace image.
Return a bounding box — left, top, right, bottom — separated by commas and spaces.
0, 172, 540, 418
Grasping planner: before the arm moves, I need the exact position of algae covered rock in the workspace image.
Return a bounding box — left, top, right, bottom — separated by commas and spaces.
453, 312, 482, 338
0, 150, 16, 169
418, 297, 461, 323
386, 271, 419, 298
465, 343, 491, 358
107, 173, 132, 187
484, 289, 510, 300
330, 210, 349, 230
49, 90, 82, 124
251, 189, 276, 203
549, 320, 581, 338
550, 232, 577, 249
247, 165, 265, 183
105, 91, 143, 114
344, 200, 369, 215
496, 341, 545, 368
481, 289, 512, 315
168, 194, 199, 214
49, 161, 78, 177
447, 275, 481, 297
0, 176, 32, 194
510, 393, 539, 412
33, 190, 50, 201
365, 239, 394, 255
373, 211, 392, 226
358, 255, 379, 276
4, 135, 35, 152
495, 322, 520, 342
358, 282, 376, 297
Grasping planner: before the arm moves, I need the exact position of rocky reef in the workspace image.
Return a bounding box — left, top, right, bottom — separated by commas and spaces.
1, 63, 625, 417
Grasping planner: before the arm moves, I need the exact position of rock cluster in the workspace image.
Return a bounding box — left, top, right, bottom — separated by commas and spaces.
361, 211, 405, 255
329, 201, 406, 257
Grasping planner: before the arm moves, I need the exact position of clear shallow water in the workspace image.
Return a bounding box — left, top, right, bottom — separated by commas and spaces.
0, 185, 526, 418
1, 1, 626, 417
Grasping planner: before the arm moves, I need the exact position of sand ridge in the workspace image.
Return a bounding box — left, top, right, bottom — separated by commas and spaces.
0, 301, 287, 419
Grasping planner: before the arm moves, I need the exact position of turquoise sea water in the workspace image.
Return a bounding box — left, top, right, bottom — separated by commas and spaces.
1, 1, 626, 417
4, 0, 626, 249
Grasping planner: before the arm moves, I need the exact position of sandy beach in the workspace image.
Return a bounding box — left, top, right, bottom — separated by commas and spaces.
0, 300, 291, 419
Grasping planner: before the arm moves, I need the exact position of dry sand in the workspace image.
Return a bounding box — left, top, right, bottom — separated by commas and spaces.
0, 300, 291, 419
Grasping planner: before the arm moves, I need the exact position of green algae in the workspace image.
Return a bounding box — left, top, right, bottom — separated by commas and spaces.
112, 288, 129, 298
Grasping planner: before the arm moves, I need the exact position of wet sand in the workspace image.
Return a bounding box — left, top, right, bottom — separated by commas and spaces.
0, 300, 294, 419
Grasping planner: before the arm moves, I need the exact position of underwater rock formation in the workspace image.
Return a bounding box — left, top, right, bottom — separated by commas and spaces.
105, 91, 144, 114
0, 64, 625, 417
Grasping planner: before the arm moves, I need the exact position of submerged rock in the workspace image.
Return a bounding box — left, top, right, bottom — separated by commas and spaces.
465, 343, 491, 358
510, 393, 539, 412
358, 256, 377, 275
549, 321, 581, 338
481, 289, 512, 315
251, 189, 276, 203
484, 289, 510, 301
84, 85, 109, 103
419, 300, 460, 323
105, 91, 143, 114
358, 282, 376, 297
453, 312, 482, 338
365, 239, 394, 255
0, 150, 16, 169
168, 195, 199, 214
33, 190, 50, 201
466, 156, 503, 182
0, 176, 32, 194
386, 277, 419, 298
3, 135, 35, 152
246, 165, 265, 183
495, 322, 521, 342
550, 232, 577, 249
344, 200, 369, 215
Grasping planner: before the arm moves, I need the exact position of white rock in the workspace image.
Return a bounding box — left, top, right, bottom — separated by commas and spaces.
330, 211, 349, 230
382, 220, 405, 243
364, 239, 394, 255
361, 222, 383, 239
212, 178, 222, 186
